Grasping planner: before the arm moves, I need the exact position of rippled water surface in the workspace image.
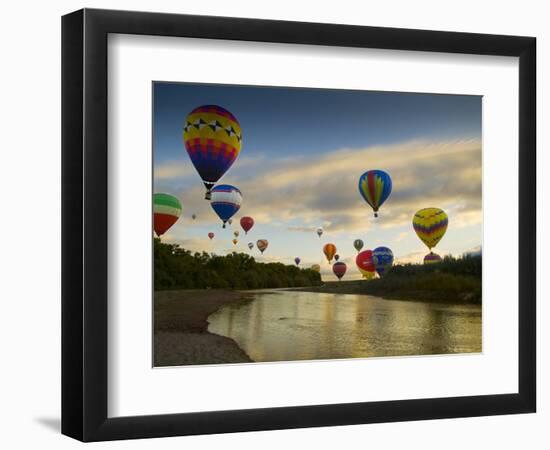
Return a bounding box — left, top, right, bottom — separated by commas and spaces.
207, 290, 482, 362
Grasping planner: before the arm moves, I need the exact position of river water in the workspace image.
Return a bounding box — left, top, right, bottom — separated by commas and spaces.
207, 290, 482, 362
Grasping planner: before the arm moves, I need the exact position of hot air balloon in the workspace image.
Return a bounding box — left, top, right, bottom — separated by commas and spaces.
233, 230, 239, 238
228, 218, 233, 225
311, 264, 321, 273
413, 208, 448, 250
334, 254, 340, 262
257, 239, 268, 254
294, 257, 301, 266
183, 105, 242, 200
191, 214, 197, 220
208, 232, 214, 240
153, 193, 182, 237
316, 227, 323, 238
323, 243, 337, 263
353, 239, 364, 252
232, 238, 238, 245
358, 170, 392, 217
424, 252, 442, 264
210, 184, 242, 228
372, 246, 394, 277
332, 261, 347, 280
356, 250, 376, 279
240, 216, 254, 234
248, 242, 254, 250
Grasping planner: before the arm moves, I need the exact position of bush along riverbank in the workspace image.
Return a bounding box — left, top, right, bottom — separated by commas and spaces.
299, 255, 482, 304
154, 238, 322, 291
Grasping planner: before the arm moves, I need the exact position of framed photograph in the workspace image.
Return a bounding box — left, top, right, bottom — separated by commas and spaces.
62, 8, 536, 441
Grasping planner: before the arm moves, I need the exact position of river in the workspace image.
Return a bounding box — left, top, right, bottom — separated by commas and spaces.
207, 290, 482, 362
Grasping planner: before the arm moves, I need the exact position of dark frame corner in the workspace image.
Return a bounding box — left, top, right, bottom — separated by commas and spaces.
62, 8, 536, 442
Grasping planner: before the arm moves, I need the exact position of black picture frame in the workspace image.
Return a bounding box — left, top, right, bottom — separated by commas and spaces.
62, 8, 536, 442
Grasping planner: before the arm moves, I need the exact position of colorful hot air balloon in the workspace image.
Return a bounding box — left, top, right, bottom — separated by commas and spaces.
153, 193, 182, 237
334, 254, 340, 262
233, 230, 240, 238
257, 239, 268, 254
191, 214, 197, 220
413, 208, 448, 250
228, 218, 233, 225
372, 246, 394, 277
353, 239, 364, 252
294, 257, 301, 266
183, 105, 242, 200
424, 252, 442, 264
240, 216, 254, 234
232, 238, 238, 245
358, 170, 392, 217
323, 243, 337, 263
332, 261, 347, 280
210, 184, 242, 228
316, 227, 323, 238
311, 264, 321, 273
248, 242, 254, 250
356, 250, 376, 279
208, 232, 214, 240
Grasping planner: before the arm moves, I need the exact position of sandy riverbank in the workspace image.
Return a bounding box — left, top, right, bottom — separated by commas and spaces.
154, 289, 253, 367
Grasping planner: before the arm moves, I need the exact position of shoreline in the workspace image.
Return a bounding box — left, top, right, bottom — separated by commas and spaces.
293, 280, 481, 304
154, 289, 253, 367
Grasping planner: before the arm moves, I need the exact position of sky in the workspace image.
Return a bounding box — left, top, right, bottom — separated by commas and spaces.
153, 82, 482, 280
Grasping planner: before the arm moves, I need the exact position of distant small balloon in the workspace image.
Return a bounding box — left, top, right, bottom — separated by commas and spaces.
257, 239, 268, 254
294, 257, 301, 266
323, 243, 337, 263
248, 242, 254, 250
332, 262, 347, 280
228, 218, 233, 225
240, 216, 254, 234
208, 232, 214, 240
233, 230, 239, 238
316, 227, 323, 238
334, 254, 340, 261
424, 252, 442, 264
353, 239, 364, 252
232, 238, 238, 245
191, 214, 196, 220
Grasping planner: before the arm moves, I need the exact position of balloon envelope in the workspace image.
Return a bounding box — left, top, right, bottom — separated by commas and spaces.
413, 208, 448, 250
248, 242, 254, 250
183, 105, 242, 199
294, 257, 301, 266
372, 246, 394, 277
208, 232, 214, 240
358, 170, 392, 217
257, 239, 269, 254
191, 214, 196, 220
210, 184, 242, 227
353, 239, 364, 252
316, 227, 323, 237
240, 216, 254, 234
153, 193, 182, 237
323, 243, 337, 263
233, 230, 239, 238
356, 250, 375, 278
334, 254, 340, 261
332, 262, 347, 280
424, 252, 442, 264
232, 238, 238, 245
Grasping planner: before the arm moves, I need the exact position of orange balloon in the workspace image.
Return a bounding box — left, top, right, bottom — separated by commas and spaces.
323, 243, 337, 263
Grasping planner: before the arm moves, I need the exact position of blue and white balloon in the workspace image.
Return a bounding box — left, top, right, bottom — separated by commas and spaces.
372, 246, 394, 277
210, 184, 243, 228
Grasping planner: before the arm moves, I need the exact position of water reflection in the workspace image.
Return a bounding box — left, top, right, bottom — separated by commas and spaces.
207, 291, 482, 362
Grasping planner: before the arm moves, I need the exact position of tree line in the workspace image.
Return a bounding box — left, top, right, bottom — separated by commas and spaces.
154, 238, 322, 290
